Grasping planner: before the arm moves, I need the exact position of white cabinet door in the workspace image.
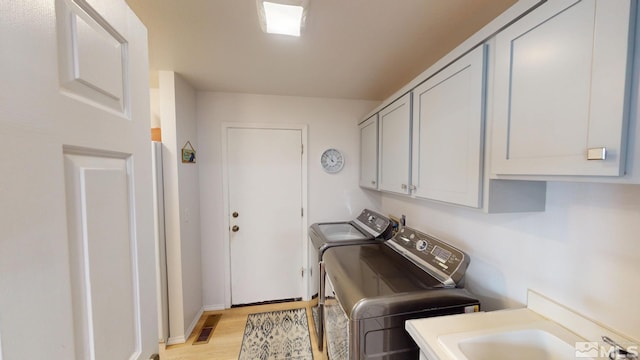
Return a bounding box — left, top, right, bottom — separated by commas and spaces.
412, 45, 487, 207
359, 114, 379, 189
379, 93, 412, 194
491, 0, 635, 177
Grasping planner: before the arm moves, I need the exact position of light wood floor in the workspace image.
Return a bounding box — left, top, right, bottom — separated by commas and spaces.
159, 300, 328, 359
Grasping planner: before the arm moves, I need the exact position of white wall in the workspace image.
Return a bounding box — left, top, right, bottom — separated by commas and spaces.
196, 92, 382, 308
159, 71, 203, 342
378, 181, 640, 340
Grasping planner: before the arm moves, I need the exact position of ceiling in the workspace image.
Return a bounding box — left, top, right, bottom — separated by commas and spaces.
126, 0, 516, 101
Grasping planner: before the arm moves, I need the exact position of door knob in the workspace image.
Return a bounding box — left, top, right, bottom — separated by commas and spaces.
232, 225, 240, 232
232, 211, 239, 218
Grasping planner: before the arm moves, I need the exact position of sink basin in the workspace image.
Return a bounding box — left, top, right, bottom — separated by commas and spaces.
458, 329, 586, 360
438, 321, 594, 360
406, 292, 637, 360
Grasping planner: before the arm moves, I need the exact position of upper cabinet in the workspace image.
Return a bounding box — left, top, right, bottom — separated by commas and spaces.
378, 93, 412, 195
411, 45, 487, 208
359, 114, 378, 189
358, 0, 640, 211
491, 0, 636, 177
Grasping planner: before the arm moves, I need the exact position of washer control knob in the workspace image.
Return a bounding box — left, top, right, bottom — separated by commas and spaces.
416, 239, 428, 251
368, 215, 375, 222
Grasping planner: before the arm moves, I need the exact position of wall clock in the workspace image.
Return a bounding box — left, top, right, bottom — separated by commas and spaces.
321, 148, 344, 173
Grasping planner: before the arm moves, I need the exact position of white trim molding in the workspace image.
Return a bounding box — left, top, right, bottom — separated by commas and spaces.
166, 306, 204, 345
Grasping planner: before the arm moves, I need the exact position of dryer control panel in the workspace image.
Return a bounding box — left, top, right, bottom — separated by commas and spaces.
386, 227, 469, 287
353, 209, 394, 239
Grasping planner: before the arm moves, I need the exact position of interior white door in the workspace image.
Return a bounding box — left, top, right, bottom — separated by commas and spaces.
0, 1, 157, 359
226, 126, 304, 305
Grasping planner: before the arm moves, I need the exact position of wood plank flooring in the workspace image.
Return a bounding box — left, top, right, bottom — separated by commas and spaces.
160, 300, 328, 359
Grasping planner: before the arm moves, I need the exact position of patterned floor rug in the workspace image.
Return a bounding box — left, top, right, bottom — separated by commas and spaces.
238, 308, 313, 360
324, 302, 348, 360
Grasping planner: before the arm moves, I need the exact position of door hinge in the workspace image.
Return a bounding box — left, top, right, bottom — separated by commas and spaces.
301, 144, 304, 155
301, 208, 304, 217
301, 267, 305, 278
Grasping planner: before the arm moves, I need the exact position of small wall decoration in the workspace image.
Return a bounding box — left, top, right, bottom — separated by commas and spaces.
182, 141, 196, 163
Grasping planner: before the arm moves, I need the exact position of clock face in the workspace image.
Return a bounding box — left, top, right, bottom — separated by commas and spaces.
321, 148, 344, 173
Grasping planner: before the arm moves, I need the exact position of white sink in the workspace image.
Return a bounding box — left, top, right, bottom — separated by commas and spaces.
438, 321, 593, 360
406, 291, 638, 360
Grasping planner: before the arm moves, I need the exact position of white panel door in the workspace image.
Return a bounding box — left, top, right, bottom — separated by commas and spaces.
491, 0, 635, 176
378, 93, 412, 194
226, 127, 304, 305
359, 114, 378, 189
0, 1, 156, 359
411, 45, 486, 208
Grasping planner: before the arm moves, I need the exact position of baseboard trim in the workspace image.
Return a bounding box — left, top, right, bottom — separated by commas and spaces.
167, 306, 205, 345
204, 303, 225, 311
231, 297, 302, 308
166, 335, 185, 345
185, 307, 205, 342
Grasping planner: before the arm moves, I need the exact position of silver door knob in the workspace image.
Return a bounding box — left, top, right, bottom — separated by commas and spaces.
232, 225, 240, 232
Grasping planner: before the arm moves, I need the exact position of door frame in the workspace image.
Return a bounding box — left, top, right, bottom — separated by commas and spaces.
221, 122, 309, 308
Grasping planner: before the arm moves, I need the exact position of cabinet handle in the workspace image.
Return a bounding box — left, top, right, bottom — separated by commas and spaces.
587, 147, 607, 160
401, 184, 407, 190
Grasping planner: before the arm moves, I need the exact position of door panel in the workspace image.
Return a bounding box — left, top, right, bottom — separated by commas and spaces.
56, 0, 129, 114
64, 152, 138, 359
359, 115, 378, 189
227, 127, 303, 305
0, 1, 156, 359
491, 0, 634, 176
411, 45, 486, 208
378, 93, 412, 194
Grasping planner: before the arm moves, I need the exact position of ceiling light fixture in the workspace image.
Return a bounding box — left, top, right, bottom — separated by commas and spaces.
257, 0, 309, 37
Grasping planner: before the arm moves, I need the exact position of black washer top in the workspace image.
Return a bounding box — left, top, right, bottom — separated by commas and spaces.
324, 243, 479, 320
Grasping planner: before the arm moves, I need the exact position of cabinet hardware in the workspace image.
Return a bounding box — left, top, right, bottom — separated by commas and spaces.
587, 147, 607, 160
401, 184, 408, 190
409, 185, 416, 191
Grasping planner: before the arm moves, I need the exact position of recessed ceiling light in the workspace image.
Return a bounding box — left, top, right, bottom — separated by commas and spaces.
257, 0, 308, 37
